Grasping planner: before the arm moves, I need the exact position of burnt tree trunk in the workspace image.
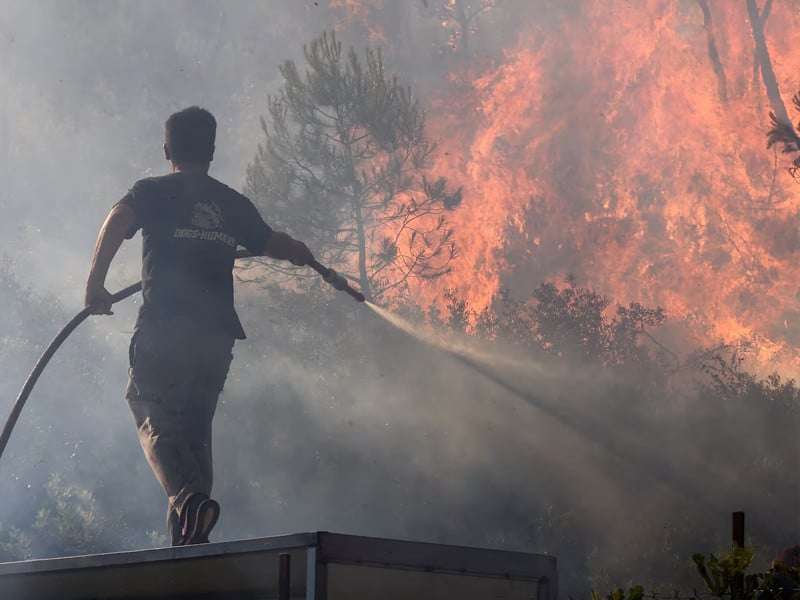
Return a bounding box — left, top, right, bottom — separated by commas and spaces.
746, 0, 788, 122
455, 0, 471, 58
696, 0, 728, 103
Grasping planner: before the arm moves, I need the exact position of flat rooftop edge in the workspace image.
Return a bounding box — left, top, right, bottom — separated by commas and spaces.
0, 532, 321, 575
0, 531, 558, 600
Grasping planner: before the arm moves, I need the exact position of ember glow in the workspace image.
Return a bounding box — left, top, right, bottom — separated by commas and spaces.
388, 1, 800, 372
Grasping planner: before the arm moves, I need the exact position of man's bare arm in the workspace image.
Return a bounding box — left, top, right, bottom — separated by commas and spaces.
85, 204, 135, 315
261, 231, 314, 266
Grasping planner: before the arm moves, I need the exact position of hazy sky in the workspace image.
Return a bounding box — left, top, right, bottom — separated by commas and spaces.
0, 3, 797, 594
0, 1, 331, 299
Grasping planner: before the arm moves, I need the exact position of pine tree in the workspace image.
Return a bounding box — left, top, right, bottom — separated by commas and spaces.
245, 31, 462, 302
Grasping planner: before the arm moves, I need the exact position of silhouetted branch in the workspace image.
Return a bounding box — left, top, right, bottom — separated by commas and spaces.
746, 0, 789, 123
696, 0, 728, 103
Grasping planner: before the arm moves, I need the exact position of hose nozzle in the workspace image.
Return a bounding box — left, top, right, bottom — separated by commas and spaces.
322, 268, 349, 291
311, 261, 365, 302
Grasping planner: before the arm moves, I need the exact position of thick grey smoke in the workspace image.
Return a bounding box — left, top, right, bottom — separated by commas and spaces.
1, 1, 325, 293
0, 0, 335, 549
0, 2, 797, 598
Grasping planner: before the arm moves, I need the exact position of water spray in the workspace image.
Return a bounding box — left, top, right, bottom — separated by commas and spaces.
363, 301, 540, 374
0, 251, 363, 465
362, 300, 726, 515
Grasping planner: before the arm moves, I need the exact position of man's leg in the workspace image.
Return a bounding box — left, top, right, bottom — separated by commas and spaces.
188, 333, 234, 497
127, 379, 204, 541
125, 323, 229, 545
180, 334, 234, 544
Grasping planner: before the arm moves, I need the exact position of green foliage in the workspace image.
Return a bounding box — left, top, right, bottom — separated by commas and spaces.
593, 547, 800, 600
592, 585, 645, 600
697, 348, 800, 494
693, 547, 800, 600
0, 526, 32, 562
437, 275, 668, 377
523, 275, 666, 369
33, 474, 108, 557
701, 349, 800, 410
0, 473, 137, 560
0, 256, 63, 342
245, 31, 462, 301
692, 546, 756, 597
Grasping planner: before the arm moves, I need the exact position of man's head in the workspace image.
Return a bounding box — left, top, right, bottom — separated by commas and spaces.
164, 106, 216, 167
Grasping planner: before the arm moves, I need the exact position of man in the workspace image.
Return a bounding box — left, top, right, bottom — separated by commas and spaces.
85, 106, 313, 546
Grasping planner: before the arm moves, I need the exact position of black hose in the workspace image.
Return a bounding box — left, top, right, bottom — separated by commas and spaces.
308, 258, 365, 303
0, 253, 362, 464
0, 281, 142, 463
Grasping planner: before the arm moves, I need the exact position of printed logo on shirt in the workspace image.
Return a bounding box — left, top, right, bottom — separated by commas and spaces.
172, 201, 236, 247
191, 201, 224, 230
173, 228, 236, 247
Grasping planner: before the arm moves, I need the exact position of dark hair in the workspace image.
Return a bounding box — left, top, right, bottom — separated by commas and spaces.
165, 106, 216, 163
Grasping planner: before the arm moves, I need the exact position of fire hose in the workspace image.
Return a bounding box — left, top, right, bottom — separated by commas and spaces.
0, 252, 364, 464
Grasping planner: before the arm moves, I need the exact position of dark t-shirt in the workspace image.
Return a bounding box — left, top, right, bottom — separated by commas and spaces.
117, 172, 272, 339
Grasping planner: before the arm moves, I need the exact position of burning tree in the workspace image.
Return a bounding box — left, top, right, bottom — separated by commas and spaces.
767, 91, 800, 180
245, 31, 462, 302
416, 0, 497, 59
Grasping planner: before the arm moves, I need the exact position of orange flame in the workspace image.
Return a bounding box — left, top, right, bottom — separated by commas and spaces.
333, 1, 800, 373
411, 1, 800, 373
328, 0, 388, 44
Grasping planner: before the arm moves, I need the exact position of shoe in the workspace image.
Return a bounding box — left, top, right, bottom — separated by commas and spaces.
180, 494, 220, 545
168, 508, 182, 547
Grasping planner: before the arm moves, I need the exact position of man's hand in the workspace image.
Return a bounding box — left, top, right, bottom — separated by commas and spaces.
85, 284, 115, 315
262, 231, 315, 266
288, 239, 314, 266
85, 204, 134, 316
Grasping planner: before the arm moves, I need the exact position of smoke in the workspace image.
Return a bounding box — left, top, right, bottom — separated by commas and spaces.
0, 0, 328, 294
0, 0, 335, 552
0, 2, 797, 598
360, 298, 795, 532
208, 282, 797, 593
